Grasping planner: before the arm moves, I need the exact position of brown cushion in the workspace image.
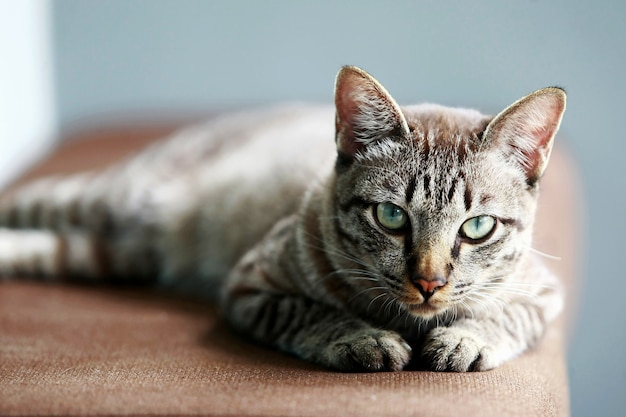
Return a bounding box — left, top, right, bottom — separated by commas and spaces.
0, 121, 581, 416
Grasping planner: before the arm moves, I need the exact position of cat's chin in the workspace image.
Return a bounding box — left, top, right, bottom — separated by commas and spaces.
405, 302, 448, 319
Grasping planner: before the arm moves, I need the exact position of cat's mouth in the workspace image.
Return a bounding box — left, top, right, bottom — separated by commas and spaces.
400, 295, 451, 318
393, 282, 452, 317
405, 301, 446, 316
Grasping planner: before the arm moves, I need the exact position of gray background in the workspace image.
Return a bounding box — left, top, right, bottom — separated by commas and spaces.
35, 0, 626, 415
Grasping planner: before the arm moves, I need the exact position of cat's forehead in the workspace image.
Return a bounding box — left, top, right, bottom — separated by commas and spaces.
401, 104, 492, 147
351, 104, 514, 212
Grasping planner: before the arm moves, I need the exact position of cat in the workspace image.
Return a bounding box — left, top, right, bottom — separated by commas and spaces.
0, 66, 566, 372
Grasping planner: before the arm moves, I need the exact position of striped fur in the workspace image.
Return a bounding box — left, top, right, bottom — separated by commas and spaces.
0, 66, 566, 372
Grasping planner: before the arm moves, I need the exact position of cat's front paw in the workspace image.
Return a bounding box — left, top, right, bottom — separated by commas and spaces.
421, 326, 498, 372
324, 329, 412, 372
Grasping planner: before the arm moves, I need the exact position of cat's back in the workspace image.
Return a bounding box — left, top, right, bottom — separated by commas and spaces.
187, 103, 337, 209
132, 104, 336, 182
154, 104, 337, 283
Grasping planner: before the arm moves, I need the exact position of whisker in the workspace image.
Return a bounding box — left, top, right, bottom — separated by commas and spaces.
484, 281, 556, 289
323, 268, 381, 280
366, 292, 389, 315
302, 239, 370, 269
479, 281, 556, 300
459, 299, 475, 320
403, 308, 412, 328
396, 299, 405, 318
463, 294, 494, 316
527, 246, 561, 261
349, 285, 387, 302
304, 237, 370, 267
382, 297, 396, 318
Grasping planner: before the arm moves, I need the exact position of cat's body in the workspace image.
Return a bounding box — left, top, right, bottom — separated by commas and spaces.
1, 105, 336, 288
0, 66, 566, 372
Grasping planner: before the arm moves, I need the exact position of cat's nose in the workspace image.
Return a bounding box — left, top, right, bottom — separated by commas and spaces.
413, 276, 447, 300
412, 252, 448, 300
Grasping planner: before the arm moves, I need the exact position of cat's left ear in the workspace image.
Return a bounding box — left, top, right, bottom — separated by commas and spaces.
334, 66, 410, 161
483, 87, 566, 186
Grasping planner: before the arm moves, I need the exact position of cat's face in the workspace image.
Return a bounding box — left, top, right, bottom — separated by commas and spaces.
330, 66, 565, 320
334, 112, 536, 318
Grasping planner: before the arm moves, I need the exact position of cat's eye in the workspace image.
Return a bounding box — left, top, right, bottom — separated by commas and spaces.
460, 215, 496, 241
375, 203, 409, 232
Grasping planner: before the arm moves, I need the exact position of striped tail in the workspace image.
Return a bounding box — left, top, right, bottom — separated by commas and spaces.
0, 229, 108, 280
0, 172, 160, 282
0, 172, 115, 233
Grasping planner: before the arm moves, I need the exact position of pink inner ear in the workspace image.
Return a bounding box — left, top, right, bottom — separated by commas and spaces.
335, 87, 365, 157
336, 87, 362, 136
335, 72, 363, 157
533, 96, 566, 145
489, 89, 566, 183
334, 67, 409, 159
526, 98, 565, 173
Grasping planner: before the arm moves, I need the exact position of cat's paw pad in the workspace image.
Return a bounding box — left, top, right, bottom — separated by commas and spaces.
326, 330, 412, 372
421, 326, 496, 372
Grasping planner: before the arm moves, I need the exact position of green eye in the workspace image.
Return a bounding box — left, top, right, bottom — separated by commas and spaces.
460, 216, 496, 241
375, 203, 409, 231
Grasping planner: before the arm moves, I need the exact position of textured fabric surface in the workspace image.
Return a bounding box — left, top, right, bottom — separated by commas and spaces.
0, 122, 581, 416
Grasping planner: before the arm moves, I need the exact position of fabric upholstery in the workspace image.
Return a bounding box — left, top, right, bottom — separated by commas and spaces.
0, 122, 581, 416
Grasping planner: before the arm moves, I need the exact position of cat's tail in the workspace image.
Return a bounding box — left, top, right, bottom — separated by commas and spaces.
0, 170, 161, 282
0, 228, 157, 282
0, 229, 104, 279
0, 171, 117, 233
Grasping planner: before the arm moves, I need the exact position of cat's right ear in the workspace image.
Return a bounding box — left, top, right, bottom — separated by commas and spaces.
334, 66, 410, 162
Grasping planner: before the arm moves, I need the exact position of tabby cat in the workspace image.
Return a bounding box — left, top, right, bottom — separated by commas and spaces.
0, 66, 566, 372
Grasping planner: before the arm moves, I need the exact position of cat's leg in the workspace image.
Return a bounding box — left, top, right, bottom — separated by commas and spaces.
221, 220, 412, 372
0, 174, 105, 231
0, 168, 169, 282
0, 161, 168, 235
0, 229, 104, 279
0, 228, 160, 282
420, 275, 562, 372
223, 280, 412, 372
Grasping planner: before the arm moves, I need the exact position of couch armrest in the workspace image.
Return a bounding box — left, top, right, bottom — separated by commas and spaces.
0, 122, 581, 416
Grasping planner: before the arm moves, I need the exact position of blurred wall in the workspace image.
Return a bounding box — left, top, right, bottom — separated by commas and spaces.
0, 0, 56, 188
6, 1, 626, 415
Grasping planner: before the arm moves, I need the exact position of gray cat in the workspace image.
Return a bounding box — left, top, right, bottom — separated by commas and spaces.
0, 66, 565, 372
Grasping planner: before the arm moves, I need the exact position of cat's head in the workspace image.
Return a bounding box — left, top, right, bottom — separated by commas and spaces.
330, 66, 566, 320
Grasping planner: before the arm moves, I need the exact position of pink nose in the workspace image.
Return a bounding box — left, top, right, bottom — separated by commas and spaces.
414, 277, 446, 300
